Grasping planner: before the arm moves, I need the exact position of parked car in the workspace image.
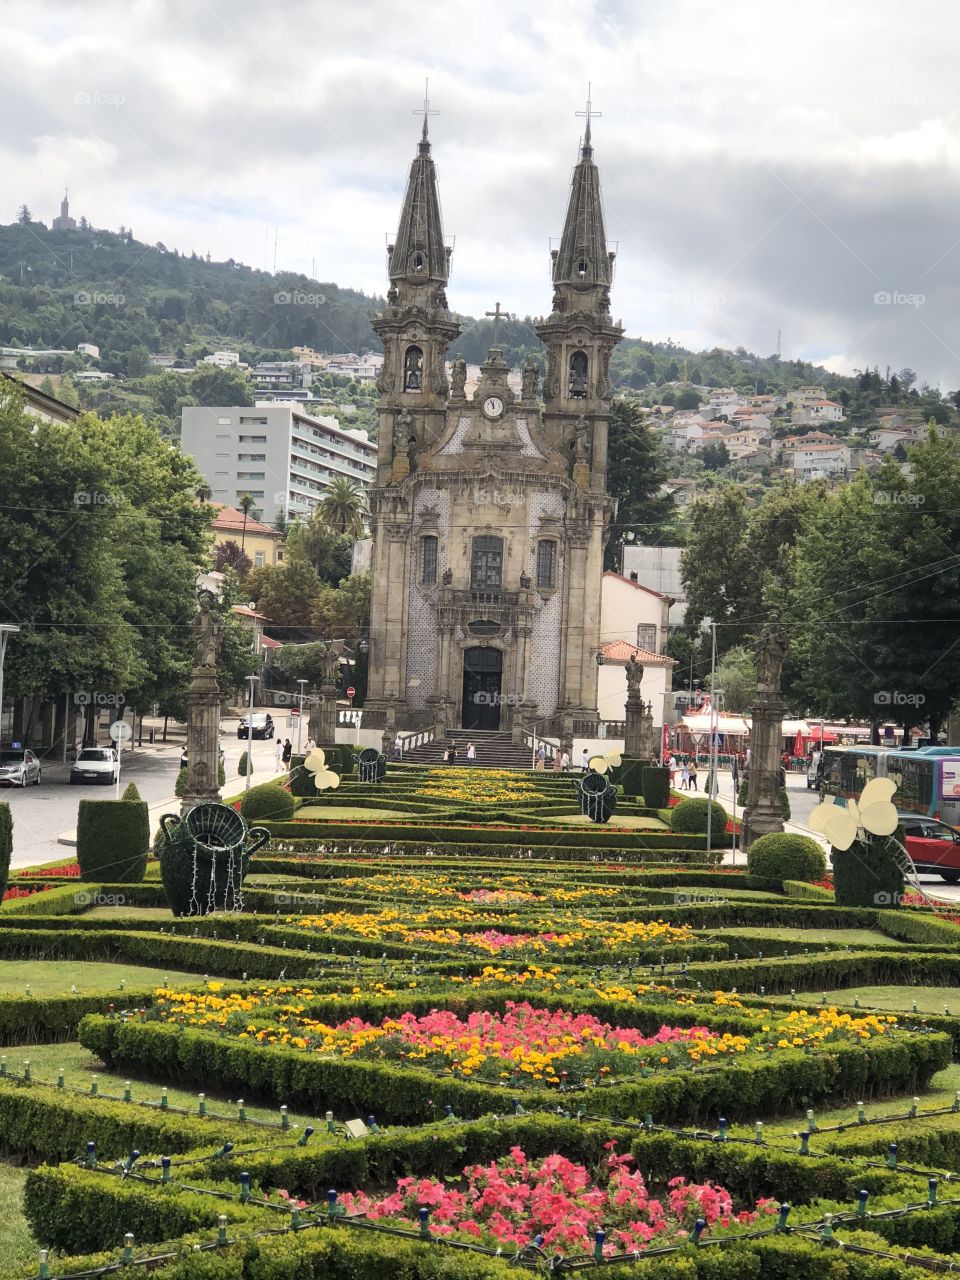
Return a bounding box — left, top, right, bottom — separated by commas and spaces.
70, 746, 119, 785
237, 714, 275, 740
180, 745, 226, 770
0, 748, 41, 787
899, 813, 960, 883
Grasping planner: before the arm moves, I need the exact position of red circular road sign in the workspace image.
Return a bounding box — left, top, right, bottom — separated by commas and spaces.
346, 686, 356, 698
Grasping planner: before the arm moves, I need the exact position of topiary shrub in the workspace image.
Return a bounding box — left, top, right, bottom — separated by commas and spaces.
121, 782, 141, 802
238, 751, 250, 777
833, 835, 905, 908
640, 767, 669, 808
779, 787, 791, 820
670, 796, 728, 835
239, 783, 295, 823
737, 777, 748, 805
0, 802, 11, 901
174, 767, 188, 798
747, 832, 826, 882
76, 800, 149, 883
289, 754, 316, 797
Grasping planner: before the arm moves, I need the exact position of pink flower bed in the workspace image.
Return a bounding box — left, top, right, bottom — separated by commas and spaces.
339, 1145, 775, 1255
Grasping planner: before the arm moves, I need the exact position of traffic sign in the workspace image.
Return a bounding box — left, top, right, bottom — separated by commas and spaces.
109, 720, 132, 743
346, 686, 356, 698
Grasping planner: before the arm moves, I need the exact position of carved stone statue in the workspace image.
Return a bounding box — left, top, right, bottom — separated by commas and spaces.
572, 414, 591, 463
625, 652, 644, 696
441, 567, 453, 586
394, 411, 415, 452
319, 643, 341, 687
521, 358, 540, 402
450, 357, 467, 399
193, 591, 224, 670
519, 569, 532, 590
756, 617, 789, 691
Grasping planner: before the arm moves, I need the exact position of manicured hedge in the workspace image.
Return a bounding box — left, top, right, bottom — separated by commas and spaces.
77, 798, 150, 883
747, 832, 826, 882
24, 1164, 264, 1254
670, 796, 729, 834
240, 783, 294, 823
0, 880, 89, 916
78, 1014, 950, 1128
834, 836, 904, 909
0, 1077, 237, 1162
0, 801, 11, 901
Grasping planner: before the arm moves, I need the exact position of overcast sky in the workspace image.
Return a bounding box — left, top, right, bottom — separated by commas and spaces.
3, 0, 960, 386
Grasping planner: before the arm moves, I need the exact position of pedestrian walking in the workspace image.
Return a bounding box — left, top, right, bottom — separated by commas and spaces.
561, 749, 570, 772
536, 744, 546, 770
689, 761, 698, 791
553, 750, 562, 771
668, 754, 677, 785
281, 738, 292, 766
449, 741, 457, 765
466, 742, 476, 763
394, 732, 403, 759
443, 745, 450, 763
580, 747, 589, 772
274, 738, 283, 769
305, 737, 315, 752
680, 763, 690, 791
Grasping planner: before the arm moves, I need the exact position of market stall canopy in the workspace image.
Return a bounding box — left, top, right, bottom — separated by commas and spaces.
680, 712, 750, 736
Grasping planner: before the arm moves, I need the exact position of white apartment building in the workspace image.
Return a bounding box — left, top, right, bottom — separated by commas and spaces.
792, 442, 851, 481
180, 403, 376, 523
201, 351, 242, 367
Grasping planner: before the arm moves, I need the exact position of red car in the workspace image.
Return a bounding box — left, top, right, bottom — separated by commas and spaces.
899, 814, 960, 883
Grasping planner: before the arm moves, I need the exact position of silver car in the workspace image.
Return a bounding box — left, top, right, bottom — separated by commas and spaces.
0, 748, 41, 787
70, 747, 119, 785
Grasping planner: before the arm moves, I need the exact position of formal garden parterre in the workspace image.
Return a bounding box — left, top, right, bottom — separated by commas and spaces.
2, 765, 960, 1275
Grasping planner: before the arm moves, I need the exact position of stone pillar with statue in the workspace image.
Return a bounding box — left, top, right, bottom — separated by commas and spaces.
742, 617, 789, 847
620, 653, 654, 796
181, 592, 224, 816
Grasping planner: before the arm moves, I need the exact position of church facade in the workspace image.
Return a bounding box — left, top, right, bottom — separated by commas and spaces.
364, 112, 623, 744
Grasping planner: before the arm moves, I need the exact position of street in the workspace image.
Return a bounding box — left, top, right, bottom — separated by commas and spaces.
2, 709, 305, 870
710, 768, 960, 905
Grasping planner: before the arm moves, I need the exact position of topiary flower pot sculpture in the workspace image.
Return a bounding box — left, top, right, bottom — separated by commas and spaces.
158, 802, 269, 916
579, 769, 617, 824
358, 748, 387, 783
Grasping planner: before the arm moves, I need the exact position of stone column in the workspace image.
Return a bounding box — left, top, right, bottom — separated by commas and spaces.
742, 618, 789, 847
624, 687, 644, 758
181, 667, 222, 815
308, 680, 338, 747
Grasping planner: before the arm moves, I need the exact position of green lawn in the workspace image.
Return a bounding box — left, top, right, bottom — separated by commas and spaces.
82, 905, 174, 921
551, 814, 669, 829
0, 1163, 34, 1271
816, 985, 960, 1014
711, 927, 888, 946
0, 961, 205, 996
294, 805, 413, 820
8, 1041, 317, 1127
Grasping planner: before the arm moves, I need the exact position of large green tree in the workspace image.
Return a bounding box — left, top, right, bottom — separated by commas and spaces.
603, 398, 676, 569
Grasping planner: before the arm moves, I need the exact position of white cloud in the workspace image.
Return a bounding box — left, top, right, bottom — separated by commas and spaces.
2, 0, 959, 382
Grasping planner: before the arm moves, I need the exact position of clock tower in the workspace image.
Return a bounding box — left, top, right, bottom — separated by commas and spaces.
363, 101, 622, 750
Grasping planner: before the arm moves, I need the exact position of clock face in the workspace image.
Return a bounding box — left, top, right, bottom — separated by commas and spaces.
483, 396, 504, 419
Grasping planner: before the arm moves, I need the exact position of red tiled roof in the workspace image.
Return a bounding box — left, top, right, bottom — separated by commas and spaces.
600, 640, 676, 667
232, 605, 269, 620
259, 634, 283, 649
211, 504, 281, 539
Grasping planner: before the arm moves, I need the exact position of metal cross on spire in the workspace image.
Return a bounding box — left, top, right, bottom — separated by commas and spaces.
485, 301, 509, 346
414, 77, 439, 142
575, 82, 602, 148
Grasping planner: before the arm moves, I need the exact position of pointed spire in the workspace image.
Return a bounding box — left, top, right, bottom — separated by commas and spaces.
554, 89, 612, 288
388, 86, 448, 287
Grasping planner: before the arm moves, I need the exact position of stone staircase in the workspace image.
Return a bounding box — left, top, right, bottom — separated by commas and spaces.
401, 729, 537, 771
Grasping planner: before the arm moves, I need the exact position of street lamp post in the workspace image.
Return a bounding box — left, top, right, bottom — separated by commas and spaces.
0, 625, 21, 747
244, 675, 257, 791
296, 679, 308, 754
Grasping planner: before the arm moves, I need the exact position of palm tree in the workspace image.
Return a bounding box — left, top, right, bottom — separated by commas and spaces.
237, 492, 255, 552
319, 477, 367, 538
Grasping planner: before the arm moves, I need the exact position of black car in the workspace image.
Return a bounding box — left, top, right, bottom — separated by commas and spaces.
237, 713, 275, 740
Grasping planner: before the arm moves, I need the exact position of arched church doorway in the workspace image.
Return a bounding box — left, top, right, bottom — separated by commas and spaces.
461, 646, 502, 730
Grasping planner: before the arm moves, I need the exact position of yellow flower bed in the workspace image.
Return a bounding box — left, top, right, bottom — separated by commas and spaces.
412, 767, 540, 804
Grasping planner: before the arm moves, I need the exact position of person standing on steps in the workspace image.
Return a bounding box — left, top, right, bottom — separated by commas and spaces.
394, 732, 403, 759
536, 743, 546, 770
561, 749, 570, 772
449, 741, 457, 765
466, 742, 476, 763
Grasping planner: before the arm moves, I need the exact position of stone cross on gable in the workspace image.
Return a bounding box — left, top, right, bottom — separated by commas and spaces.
485, 301, 507, 346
